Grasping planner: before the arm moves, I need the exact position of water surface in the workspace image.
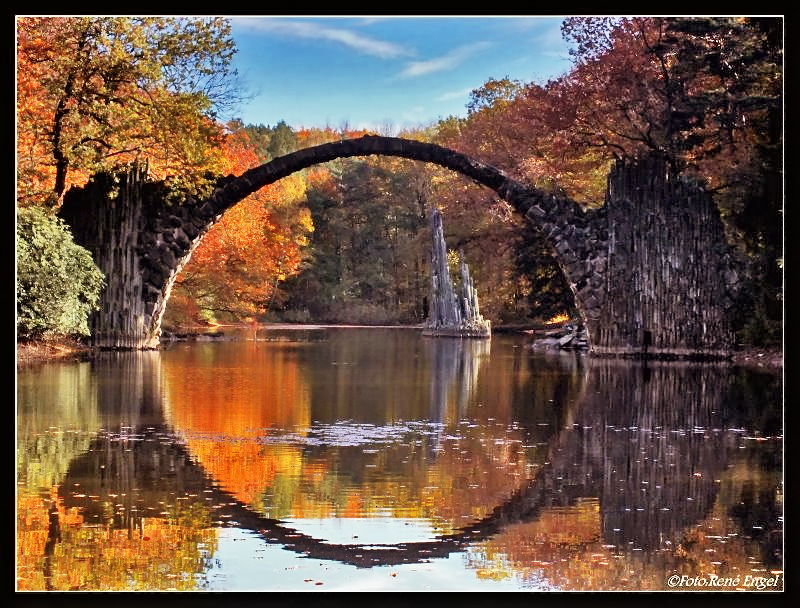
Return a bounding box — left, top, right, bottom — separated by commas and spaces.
16, 327, 783, 591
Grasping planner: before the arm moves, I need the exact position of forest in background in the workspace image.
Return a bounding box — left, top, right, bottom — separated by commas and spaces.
16, 17, 783, 346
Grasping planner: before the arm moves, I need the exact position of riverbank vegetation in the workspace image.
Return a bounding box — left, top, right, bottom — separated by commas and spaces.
16, 17, 782, 352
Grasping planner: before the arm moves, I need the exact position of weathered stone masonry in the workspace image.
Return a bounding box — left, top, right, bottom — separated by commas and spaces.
58, 136, 742, 356
594, 155, 741, 357
60, 166, 242, 349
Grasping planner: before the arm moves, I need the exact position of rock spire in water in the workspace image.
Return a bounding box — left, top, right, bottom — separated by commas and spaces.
423, 208, 491, 338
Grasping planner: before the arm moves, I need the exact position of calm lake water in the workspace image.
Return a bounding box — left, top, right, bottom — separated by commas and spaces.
16, 327, 783, 592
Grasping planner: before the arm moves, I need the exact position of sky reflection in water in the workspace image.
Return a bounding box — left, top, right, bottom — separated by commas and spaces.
16, 328, 782, 591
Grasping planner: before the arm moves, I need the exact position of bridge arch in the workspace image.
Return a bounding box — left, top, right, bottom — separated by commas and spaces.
59, 135, 741, 357
57, 356, 745, 570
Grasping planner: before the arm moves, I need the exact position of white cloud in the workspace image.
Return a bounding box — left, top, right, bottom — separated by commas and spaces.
233, 17, 412, 59
436, 88, 473, 102
396, 41, 492, 79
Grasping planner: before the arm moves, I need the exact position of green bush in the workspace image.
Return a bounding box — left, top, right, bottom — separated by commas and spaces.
16, 206, 105, 339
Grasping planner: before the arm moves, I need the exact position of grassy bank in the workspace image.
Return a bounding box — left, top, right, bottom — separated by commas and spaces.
16, 337, 93, 366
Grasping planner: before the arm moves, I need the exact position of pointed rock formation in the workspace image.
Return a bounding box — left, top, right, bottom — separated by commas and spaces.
423, 208, 491, 338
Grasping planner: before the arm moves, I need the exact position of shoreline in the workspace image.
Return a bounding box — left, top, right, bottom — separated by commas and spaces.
17, 329, 783, 375
16, 326, 783, 374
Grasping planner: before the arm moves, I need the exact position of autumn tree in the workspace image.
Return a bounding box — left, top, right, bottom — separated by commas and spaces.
434, 17, 781, 338
432, 85, 579, 324
658, 18, 783, 344
16, 16, 239, 206
556, 18, 782, 177
164, 123, 313, 327
556, 17, 783, 343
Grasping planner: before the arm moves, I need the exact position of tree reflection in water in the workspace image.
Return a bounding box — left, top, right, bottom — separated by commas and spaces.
16, 333, 782, 590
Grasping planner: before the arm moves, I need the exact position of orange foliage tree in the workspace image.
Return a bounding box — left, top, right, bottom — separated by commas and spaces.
166, 123, 313, 326
15, 16, 237, 207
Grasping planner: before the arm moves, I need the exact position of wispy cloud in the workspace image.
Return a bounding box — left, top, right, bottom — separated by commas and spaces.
396, 41, 492, 79
526, 20, 573, 63
234, 17, 412, 59
436, 88, 474, 102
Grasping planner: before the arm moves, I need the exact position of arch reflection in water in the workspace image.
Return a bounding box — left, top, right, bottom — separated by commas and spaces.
18, 330, 782, 590
133, 336, 787, 564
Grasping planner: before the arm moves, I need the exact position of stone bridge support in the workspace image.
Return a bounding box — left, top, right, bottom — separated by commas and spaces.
58, 136, 741, 356
594, 156, 741, 357
517, 154, 741, 357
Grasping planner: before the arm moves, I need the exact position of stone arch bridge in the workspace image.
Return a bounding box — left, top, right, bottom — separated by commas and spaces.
59, 135, 741, 357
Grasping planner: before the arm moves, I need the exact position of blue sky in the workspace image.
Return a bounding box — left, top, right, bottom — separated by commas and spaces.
228, 16, 574, 132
